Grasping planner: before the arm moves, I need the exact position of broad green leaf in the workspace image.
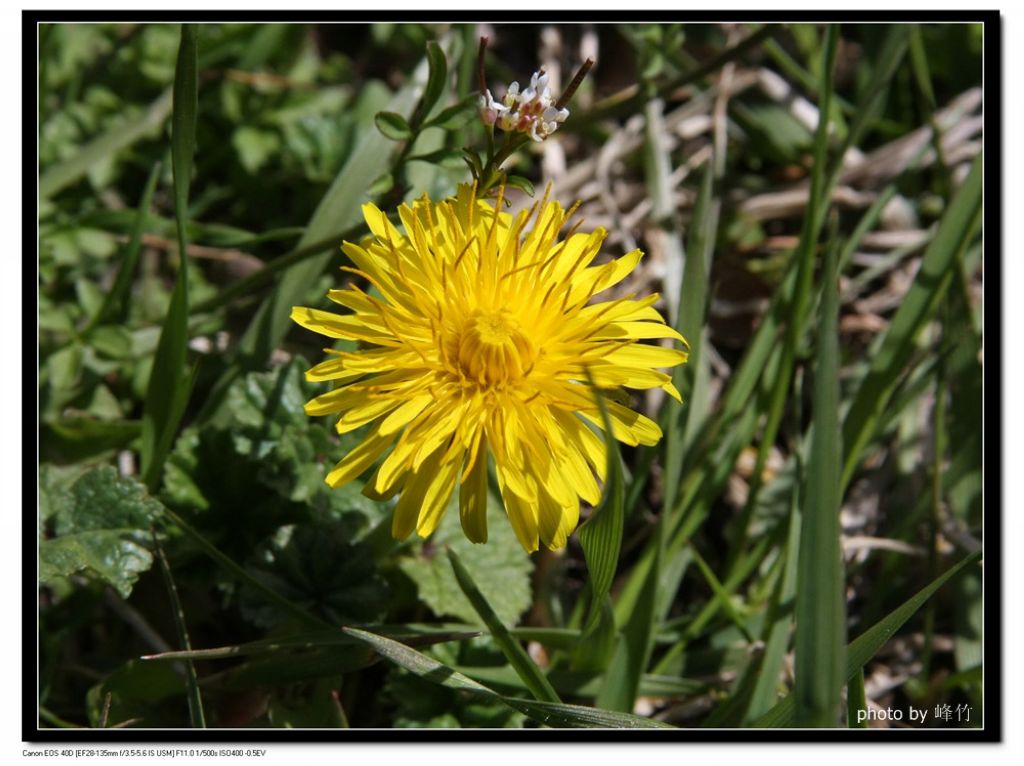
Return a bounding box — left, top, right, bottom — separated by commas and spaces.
40, 531, 153, 600
240, 525, 388, 628
398, 494, 532, 626
447, 548, 560, 703
39, 466, 163, 597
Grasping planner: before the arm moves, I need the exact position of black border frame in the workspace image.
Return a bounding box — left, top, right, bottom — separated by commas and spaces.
25, 8, 1002, 744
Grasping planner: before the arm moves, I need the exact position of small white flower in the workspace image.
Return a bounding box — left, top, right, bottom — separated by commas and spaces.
478, 88, 508, 126
479, 69, 570, 142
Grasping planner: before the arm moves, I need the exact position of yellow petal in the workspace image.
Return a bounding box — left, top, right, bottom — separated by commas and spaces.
290, 306, 397, 346
378, 394, 433, 436
336, 396, 402, 434
498, 480, 539, 553
537, 485, 579, 550
604, 344, 690, 370
325, 429, 393, 488
458, 436, 489, 544
592, 321, 687, 343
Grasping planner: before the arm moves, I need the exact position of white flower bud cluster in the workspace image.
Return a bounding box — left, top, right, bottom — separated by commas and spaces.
479, 70, 570, 142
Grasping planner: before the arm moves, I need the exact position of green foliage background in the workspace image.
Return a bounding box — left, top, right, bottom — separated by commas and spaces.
37, 21, 985, 730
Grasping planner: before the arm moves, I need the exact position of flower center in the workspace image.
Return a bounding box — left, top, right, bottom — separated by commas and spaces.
456, 309, 536, 387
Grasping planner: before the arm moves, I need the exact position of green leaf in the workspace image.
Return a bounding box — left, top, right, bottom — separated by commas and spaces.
398, 494, 532, 626
188, 630, 477, 693
151, 533, 206, 728
503, 174, 535, 197
447, 548, 560, 703
142, 627, 480, 662
88, 325, 134, 360
140, 24, 199, 491
42, 417, 141, 463
232, 125, 281, 174
40, 532, 152, 600
240, 524, 388, 628
794, 232, 845, 727
39, 466, 163, 597
86, 659, 186, 728
744, 489, 801, 723
664, 157, 712, 508
342, 627, 674, 729
417, 41, 449, 126
374, 110, 413, 140
595, 516, 662, 713
164, 359, 387, 545
753, 551, 981, 727
456, 664, 705, 701
847, 669, 868, 728
578, 377, 626, 632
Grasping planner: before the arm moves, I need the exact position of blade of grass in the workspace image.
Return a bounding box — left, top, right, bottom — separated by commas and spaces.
841, 154, 982, 490
341, 627, 673, 729
446, 548, 560, 704
793, 227, 845, 728
456, 664, 705, 700
847, 669, 868, 728
595, 514, 662, 713
578, 369, 626, 633
687, 543, 755, 644
651, 528, 777, 675
752, 550, 981, 727
88, 161, 162, 330
142, 627, 480, 662
663, 155, 714, 515
140, 25, 198, 491
744, 479, 801, 723
677, 156, 715, 448
150, 529, 205, 728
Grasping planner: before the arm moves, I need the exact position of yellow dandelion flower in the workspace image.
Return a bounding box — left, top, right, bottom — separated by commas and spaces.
291, 184, 688, 553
